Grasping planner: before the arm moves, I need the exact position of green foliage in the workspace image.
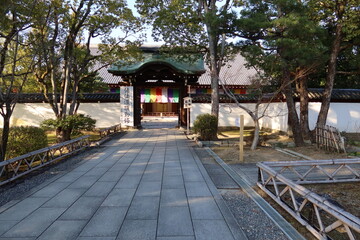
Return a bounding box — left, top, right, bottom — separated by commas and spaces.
41, 114, 96, 136
236, 0, 328, 81
0, 126, 48, 159
193, 114, 218, 141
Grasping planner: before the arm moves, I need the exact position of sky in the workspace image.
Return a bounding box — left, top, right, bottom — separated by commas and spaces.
92, 0, 160, 45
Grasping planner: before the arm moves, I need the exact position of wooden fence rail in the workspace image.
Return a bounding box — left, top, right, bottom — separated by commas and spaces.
257, 159, 360, 240
0, 135, 90, 186
315, 125, 346, 153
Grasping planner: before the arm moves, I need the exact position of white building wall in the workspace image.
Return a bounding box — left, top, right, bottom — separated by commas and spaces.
1, 102, 360, 132
190, 103, 289, 132
303, 102, 360, 133
4, 103, 121, 128
191, 102, 360, 133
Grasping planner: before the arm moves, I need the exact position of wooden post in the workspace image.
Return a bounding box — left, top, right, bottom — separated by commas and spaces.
239, 115, 244, 162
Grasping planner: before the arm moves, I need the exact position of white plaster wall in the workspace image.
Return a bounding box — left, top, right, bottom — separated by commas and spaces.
301, 102, 360, 133
190, 103, 289, 132
191, 102, 360, 133
3, 103, 121, 128
2, 102, 360, 132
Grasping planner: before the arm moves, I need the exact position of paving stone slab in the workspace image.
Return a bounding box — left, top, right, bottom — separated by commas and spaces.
141, 170, 163, 182
126, 197, 160, 220
163, 168, 182, 177
162, 175, 184, 189
101, 188, 136, 207
114, 175, 142, 189
68, 176, 100, 189
135, 181, 161, 197
0, 220, 18, 236
188, 197, 223, 220
56, 171, 85, 183
84, 167, 109, 177
60, 196, 104, 220
73, 163, 98, 172
77, 237, 115, 240
182, 170, 204, 182
37, 220, 87, 240
116, 220, 157, 240
160, 189, 188, 207
43, 188, 86, 208
31, 182, 70, 198
0, 197, 49, 221
184, 181, 212, 197
0, 238, 35, 240
157, 206, 193, 237
3, 207, 66, 237
80, 207, 127, 237
84, 181, 116, 197
108, 163, 130, 172
193, 220, 235, 240
98, 171, 125, 182
157, 237, 195, 240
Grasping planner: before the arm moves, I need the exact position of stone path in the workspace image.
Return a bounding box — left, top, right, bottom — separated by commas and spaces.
0, 129, 247, 240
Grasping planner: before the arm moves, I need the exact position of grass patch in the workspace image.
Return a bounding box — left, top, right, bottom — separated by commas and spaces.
46, 130, 102, 145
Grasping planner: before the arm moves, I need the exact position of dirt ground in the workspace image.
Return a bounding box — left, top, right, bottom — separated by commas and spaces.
212, 140, 359, 240
212, 144, 349, 164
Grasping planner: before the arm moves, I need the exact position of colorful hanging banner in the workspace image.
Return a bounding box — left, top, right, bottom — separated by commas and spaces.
156, 88, 162, 102
168, 88, 173, 102
150, 88, 157, 102
144, 89, 150, 103
173, 89, 179, 103
196, 88, 211, 94
233, 89, 246, 94
140, 88, 180, 103
140, 89, 145, 102
162, 87, 168, 103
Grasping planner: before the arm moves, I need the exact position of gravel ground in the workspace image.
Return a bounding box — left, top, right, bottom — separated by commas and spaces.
220, 189, 288, 240
194, 147, 289, 240
0, 142, 109, 208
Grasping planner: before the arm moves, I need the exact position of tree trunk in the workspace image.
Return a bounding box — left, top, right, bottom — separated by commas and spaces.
0, 113, 11, 162
207, 30, 220, 139
208, 38, 220, 121
251, 118, 260, 150
316, 23, 343, 128
296, 77, 311, 140
56, 127, 72, 142
283, 71, 305, 147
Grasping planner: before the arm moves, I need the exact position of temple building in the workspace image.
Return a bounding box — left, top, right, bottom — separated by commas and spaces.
100, 46, 257, 128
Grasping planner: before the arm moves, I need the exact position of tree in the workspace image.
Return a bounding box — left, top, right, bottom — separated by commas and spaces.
309, 0, 360, 128
31, 0, 144, 142
0, 0, 39, 161
137, 0, 238, 136
233, 0, 326, 146
220, 70, 280, 150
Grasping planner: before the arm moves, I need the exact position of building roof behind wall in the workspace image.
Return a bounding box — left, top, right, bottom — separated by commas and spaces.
90, 45, 257, 86
90, 45, 121, 85
197, 54, 257, 85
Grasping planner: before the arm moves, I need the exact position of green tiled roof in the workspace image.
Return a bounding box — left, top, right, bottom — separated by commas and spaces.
108, 51, 205, 76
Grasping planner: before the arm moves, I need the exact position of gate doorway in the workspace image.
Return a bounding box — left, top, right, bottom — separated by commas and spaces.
141, 116, 178, 129
108, 46, 205, 128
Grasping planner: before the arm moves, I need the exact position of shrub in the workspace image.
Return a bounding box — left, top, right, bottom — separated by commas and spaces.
41, 114, 96, 136
193, 114, 218, 140
4, 126, 48, 159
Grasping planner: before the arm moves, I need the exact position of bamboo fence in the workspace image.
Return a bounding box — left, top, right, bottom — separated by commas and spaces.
315, 125, 346, 153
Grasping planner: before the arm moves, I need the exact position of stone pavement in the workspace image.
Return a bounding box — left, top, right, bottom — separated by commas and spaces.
0, 129, 247, 240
